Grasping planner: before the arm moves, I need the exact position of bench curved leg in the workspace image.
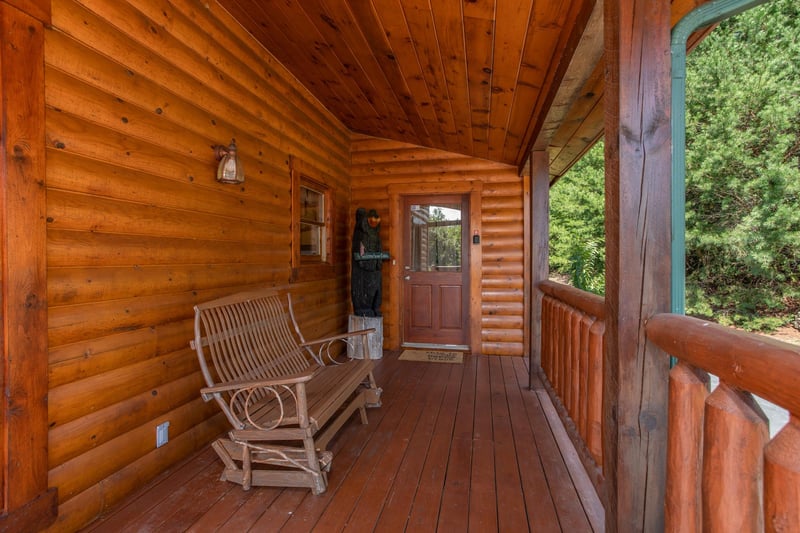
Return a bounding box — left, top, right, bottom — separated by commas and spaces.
303, 438, 327, 495
364, 372, 383, 407
242, 445, 253, 491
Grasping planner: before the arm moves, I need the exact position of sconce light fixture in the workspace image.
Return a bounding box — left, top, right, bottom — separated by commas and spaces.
214, 138, 245, 184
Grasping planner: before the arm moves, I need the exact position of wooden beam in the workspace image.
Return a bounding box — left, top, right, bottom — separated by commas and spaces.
529, 150, 549, 382
521, 157, 531, 367
532, 0, 604, 154
0, 1, 56, 531
602, 0, 671, 530
514, 0, 596, 171
4, 0, 48, 22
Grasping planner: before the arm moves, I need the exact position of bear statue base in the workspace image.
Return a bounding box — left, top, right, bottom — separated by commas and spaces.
347, 315, 383, 360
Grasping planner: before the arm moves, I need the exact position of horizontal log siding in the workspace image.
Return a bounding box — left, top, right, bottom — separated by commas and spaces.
351, 135, 525, 356
44, 1, 351, 530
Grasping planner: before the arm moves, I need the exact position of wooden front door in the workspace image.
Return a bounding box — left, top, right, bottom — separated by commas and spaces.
402, 195, 469, 348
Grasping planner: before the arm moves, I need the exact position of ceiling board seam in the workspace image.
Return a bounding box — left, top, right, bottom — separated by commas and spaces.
240, 0, 368, 132
353, 0, 433, 143
490, 0, 536, 161
294, 1, 389, 134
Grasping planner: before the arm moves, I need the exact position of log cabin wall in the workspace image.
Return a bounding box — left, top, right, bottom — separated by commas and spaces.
350, 134, 527, 357
43, 1, 353, 530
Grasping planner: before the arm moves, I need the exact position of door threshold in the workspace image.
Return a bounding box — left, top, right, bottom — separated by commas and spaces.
401, 342, 470, 352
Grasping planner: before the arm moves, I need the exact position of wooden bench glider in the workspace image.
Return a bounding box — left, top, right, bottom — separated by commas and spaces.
191, 288, 382, 494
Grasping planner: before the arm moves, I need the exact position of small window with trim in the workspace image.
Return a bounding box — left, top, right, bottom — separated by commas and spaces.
290, 156, 334, 281
299, 183, 326, 260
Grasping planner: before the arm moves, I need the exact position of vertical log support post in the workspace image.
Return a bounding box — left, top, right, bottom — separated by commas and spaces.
0, 1, 56, 531
529, 150, 549, 386
603, 0, 671, 530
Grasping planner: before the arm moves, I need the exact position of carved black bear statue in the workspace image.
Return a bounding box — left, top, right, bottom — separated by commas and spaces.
351, 208, 385, 316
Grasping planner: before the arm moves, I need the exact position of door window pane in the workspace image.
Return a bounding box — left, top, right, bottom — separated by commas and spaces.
410, 203, 462, 272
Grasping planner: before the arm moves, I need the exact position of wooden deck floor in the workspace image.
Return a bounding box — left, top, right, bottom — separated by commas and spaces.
82, 352, 603, 532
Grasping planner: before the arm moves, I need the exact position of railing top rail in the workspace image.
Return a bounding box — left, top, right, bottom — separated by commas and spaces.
647, 313, 800, 415
538, 280, 605, 319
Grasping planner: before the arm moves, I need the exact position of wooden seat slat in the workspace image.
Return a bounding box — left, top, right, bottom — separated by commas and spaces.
192, 288, 382, 494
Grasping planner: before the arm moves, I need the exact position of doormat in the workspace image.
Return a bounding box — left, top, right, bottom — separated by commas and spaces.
398, 349, 464, 363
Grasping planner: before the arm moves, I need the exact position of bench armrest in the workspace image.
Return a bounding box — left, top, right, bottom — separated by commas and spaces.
200, 366, 318, 400
299, 328, 375, 348
301, 328, 376, 364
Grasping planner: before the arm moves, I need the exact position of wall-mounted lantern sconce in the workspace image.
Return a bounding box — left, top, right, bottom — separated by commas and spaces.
214, 138, 245, 184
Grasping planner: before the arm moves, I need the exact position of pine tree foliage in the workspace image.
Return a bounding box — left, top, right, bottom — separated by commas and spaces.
549, 0, 800, 330
685, 0, 799, 329
549, 143, 605, 295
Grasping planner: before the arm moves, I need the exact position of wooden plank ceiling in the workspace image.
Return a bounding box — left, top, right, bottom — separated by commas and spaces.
218, 0, 710, 175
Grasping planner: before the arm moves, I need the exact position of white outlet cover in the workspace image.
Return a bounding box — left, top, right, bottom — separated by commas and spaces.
156, 422, 170, 448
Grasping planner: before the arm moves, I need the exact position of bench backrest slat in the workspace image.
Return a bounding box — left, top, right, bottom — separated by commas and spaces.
193, 288, 313, 426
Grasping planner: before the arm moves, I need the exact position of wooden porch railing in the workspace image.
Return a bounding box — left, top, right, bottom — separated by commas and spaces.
647, 313, 800, 532
539, 280, 604, 487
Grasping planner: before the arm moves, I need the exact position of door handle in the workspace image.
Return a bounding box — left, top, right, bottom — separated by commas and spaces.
404, 275, 411, 281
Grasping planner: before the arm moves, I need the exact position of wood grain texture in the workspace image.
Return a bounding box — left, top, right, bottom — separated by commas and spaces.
602, 0, 672, 530
529, 151, 549, 375
539, 279, 605, 319
219, 0, 595, 168
702, 385, 768, 532
352, 134, 524, 355
765, 416, 800, 533
647, 313, 800, 417
513, 0, 595, 171
539, 287, 605, 487
43, 0, 353, 527
650, 315, 800, 532
3, 0, 736, 531
205, 0, 715, 176
665, 362, 709, 533
0, 3, 57, 531
78, 353, 601, 532
543, 0, 721, 179
5, 0, 49, 22
586, 320, 604, 465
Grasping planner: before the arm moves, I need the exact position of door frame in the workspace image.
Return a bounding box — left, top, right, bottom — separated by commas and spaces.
388, 181, 483, 354
401, 193, 470, 348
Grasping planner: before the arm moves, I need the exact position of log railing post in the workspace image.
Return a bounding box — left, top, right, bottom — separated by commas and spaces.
648, 313, 800, 532
578, 314, 592, 444
665, 362, 709, 533
764, 415, 800, 532
538, 281, 606, 489
586, 320, 604, 466
541, 296, 552, 378
702, 384, 769, 531
569, 311, 581, 421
